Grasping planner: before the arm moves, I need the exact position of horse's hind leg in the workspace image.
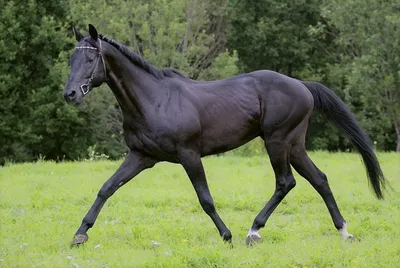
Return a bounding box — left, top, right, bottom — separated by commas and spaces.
246, 136, 296, 246
290, 143, 354, 240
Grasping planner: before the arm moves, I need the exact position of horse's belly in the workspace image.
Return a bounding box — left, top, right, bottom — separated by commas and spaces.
200, 113, 261, 156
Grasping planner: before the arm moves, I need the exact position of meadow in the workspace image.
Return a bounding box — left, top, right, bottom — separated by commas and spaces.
0, 152, 399, 268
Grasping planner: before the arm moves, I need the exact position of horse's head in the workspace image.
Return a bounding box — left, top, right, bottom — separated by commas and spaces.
63, 24, 107, 105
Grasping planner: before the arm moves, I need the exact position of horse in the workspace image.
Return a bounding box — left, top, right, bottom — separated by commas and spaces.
63, 24, 385, 246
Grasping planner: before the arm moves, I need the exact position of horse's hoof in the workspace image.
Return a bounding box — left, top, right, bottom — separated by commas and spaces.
71, 234, 88, 247
345, 234, 355, 242
222, 232, 232, 242
246, 233, 262, 246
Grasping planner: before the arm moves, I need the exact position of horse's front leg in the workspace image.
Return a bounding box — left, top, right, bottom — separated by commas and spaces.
179, 149, 232, 243
71, 150, 156, 246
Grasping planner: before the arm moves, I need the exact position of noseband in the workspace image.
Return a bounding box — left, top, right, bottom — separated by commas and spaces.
75, 40, 107, 95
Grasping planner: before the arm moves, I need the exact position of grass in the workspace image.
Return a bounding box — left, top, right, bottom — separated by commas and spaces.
0, 152, 399, 267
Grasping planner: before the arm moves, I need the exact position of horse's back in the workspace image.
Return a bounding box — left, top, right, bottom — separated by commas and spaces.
189, 69, 313, 125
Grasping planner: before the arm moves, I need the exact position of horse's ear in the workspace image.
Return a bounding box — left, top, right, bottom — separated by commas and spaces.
88, 24, 98, 41
73, 27, 84, 42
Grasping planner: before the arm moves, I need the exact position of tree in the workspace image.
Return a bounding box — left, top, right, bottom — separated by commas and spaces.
321, 0, 400, 151
69, 0, 238, 79
0, 0, 89, 163
227, 0, 323, 77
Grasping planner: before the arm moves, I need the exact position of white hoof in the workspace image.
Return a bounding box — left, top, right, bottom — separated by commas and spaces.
339, 222, 355, 241
246, 229, 262, 246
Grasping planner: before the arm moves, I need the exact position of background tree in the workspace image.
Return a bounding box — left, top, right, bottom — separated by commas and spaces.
0, 0, 95, 164
227, 0, 323, 76
321, 0, 400, 151
1, 0, 398, 164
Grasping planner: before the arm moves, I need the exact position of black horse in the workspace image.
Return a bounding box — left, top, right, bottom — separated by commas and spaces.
63, 25, 385, 246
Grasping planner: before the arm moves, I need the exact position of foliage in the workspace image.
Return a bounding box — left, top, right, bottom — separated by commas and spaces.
0, 0, 94, 164
321, 0, 400, 151
1, 0, 399, 164
69, 0, 237, 79
227, 0, 323, 76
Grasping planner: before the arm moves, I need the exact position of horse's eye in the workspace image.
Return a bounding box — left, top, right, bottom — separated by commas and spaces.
86, 54, 96, 63
85, 50, 96, 63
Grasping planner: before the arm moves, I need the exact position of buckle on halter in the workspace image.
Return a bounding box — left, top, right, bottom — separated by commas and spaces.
80, 84, 90, 95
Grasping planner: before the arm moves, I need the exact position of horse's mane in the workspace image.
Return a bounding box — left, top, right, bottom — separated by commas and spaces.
99, 35, 185, 79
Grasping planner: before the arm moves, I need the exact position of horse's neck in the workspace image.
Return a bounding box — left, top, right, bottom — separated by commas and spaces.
104, 48, 160, 118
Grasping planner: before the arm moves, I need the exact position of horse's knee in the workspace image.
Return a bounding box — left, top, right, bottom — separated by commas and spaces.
199, 196, 216, 215
287, 175, 296, 190
97, 182, 114, 199
318, 171, 328, 182
314, 172, 331, 192
276, 175, 296, 194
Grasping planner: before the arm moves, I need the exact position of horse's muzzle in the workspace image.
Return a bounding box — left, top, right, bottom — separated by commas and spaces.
63, 89, 82, 105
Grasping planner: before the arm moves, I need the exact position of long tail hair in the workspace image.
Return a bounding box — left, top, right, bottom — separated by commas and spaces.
302, 81, 386, 199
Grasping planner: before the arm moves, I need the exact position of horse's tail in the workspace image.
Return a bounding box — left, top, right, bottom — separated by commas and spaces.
302, 81, 386, 199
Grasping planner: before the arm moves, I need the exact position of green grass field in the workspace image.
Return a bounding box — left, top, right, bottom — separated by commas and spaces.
1, 152, 399, 267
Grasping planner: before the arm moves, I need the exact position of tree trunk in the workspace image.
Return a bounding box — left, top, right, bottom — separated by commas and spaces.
183, 0, 195, 53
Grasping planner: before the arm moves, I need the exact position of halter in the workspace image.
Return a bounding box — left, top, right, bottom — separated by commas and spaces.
75, 40, 107, 95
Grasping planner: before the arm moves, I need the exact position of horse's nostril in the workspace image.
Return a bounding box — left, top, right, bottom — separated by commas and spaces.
68, 90, 76, 98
